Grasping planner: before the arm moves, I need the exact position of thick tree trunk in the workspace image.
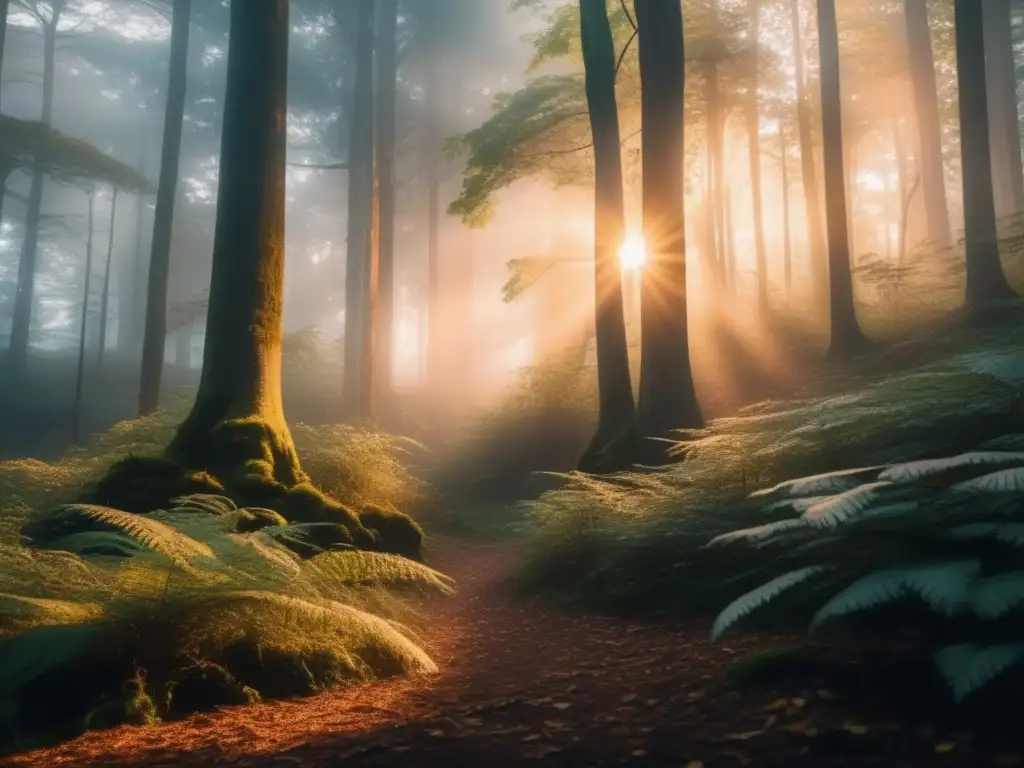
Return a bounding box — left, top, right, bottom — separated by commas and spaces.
341, 0, 376, 421
375, 0, 398, 398
983, 0, 1024, 219
139, 0, 191, 415
97, 188, 118, 365
577, 0, 636, 469
817, 0, 870, 356
8, 16, 58, 375
707, 63, 727, 290
954, 0, 1017, 305
746, 0, 768, 310
168, 0, 301, 483
174, 327, 190, 368
73, 191, 96, 445
905, 0, 953, 247
779, 119, 793, 291
635, 0, 703, 440
791, 0, 828, 304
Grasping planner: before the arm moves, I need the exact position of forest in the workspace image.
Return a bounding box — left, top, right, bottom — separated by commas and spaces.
1, 0, 1024, 765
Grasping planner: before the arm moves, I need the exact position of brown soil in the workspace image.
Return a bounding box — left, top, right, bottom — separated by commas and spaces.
5, 544, 1022, 768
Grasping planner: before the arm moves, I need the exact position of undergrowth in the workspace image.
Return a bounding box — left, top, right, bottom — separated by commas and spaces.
0, 413, 448, 755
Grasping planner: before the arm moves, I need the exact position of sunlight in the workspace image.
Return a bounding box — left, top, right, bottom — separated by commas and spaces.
619, 234, 646, 272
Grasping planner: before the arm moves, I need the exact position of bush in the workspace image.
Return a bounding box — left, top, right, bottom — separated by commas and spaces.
0, 414, 450, 754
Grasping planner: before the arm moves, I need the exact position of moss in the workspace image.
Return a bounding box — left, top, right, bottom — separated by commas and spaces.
359, 504, 424, 561
86, 673, 159, 730
81, 455, 224, 514
235, 507, 287, 533
164, 661, 258, 719
217, 641, 319, 699
280, 484, 375, 547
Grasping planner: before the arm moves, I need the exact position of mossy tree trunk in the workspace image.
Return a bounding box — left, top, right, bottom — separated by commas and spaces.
634, 0, 703, 442
166, 0, 302, 487
790, 0, 828, 306
817, 0, 871, 358
577, 0, 636, 471
905, 0, 952, 248
8, 4, 62, 376
139, 0, 191, 415
342, 0, 377, 422
954, 0, 1018, 307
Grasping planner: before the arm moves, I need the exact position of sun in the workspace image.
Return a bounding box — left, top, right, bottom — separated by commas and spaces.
619, 233, 647, 272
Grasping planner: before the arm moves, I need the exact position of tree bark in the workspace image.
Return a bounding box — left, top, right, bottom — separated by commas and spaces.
954, 0, 1017, 305
790, 0, 828, 304
375, 0, 399, 398
138, 0, 191, 415
73, 190, 96, 445
779, 118, 793, 291
424, 25, 443, 389
577, 0, 636, 469
0, 0, 10, 113
8, 9, 60, 375
97, 188, 118, 365
982, 0, 1024, 219
118, 109, 151, 358
746, 0, 768, 310
635, 0, 703, 440
905, 0, 953, 247
167, 0, 302, 484
341, 0, 377, 421
817, 0, 870, 356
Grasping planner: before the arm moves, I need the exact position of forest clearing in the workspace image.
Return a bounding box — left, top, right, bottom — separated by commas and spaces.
2, 0, 1024, 766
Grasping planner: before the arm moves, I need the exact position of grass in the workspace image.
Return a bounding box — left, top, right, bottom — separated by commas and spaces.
0, 410, 450, 755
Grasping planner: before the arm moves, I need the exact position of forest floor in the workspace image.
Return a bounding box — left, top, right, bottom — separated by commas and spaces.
5, 543, 1023, 768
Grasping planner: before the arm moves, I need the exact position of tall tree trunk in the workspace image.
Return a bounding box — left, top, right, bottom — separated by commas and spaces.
746, 0, 768, 310
954, 0, 1017, 305
167, 0, 305, 487
118, 110, 151, 358
74, 191, 96, 445
577, 0, 636, 470
845, 138, 858, 258
139, 0, 191, 415
983, 0, 1024, 219
341, 0, 376, 421
635, 0, 703, 441
905, 0, 953, 246
97, 188, 118, 365
779, 118, 793, 291
424, 32, 443, 389
894, 119, 910, 264
817, 0, 870, 356
375, 0, 398, 399
0, 0, 8, 111
8, 11, 60, 375
790, 0, 828, 303
174, 327, 191, 368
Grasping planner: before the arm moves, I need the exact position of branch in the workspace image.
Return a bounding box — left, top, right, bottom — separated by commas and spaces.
521, 126, 641, 159
619, 0, 637, 31
615, 30, 637, 81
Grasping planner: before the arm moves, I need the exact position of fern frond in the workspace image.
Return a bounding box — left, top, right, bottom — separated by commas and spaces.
879, 452, 1024, 484
0, 593, 102, 635
953, 467, 1024, 493
946, 523, 1024, 547
801, 482, 909, 528
711, 566, 829, 641
169, 494, 238, 515
302, 551, 456, 596
707, 518, 809, 546
764, 496, 828, 514
980, 434, 1024, 451
46, 531, 150, 559
750, 467, 878, 499
810, 561, 981, 629
935, 643, 1024, 702
969, 571, 1024, 619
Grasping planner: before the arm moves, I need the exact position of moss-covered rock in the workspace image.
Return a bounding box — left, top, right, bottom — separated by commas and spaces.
218, 641, 320, 699
82, 455, 225, 514
235, 507, 288, 533
165, 662, 259, 718
359, 504, 424, 561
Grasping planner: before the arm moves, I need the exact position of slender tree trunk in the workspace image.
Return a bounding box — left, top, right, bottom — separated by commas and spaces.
578, 0, 636, 469
74, 191, 96, 445
779, 119, 793, 291
138, 0, 191, 415
955, 0, 1017, 305
894, 119, 910, 264
8, 15, 59, 375
723, 177, 735, 291
845, 138, 858, 258
424, 37, 442, 389
341, 0, 376, 421
118, 110, 151, 357
709, 67, 728, 290
817, 0, 870, 356
790, 0, 828, 303
905, 0, 953, 246
703, 140, 718, 279
746, 0, 768, 310
167, 0, 304, 485
635, 0, 703, 440
375, 0, 398, 399
0, 0, 10, 113
983, 0, 1024, 219
97, 188, 118, 365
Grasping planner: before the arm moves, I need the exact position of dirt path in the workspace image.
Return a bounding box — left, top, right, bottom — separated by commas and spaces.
5, 544, 1021, 767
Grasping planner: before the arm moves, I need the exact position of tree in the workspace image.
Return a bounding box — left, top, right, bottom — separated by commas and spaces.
905, 0, 952, 247
982, 0, 1024, 219
817, 0, 870, 357
97, 189, 119, 364
576, 0, 635, 471
139, 0, 192, 415
745, 0, 768, 310
954, 0, 1017, 306
73, 188, 97, 444
375, 0, 399, 398
634, 0, 703, 441
341, 0, 377, 421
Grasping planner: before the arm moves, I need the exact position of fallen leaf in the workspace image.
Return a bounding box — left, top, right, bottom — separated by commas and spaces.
522, 734, 543, 742
781, 720, 818, 737
765, 698, 789, 712
552, 702, 572, 710
462, 717, 483, 727
632, 749, 648, 757
790, 697, 807, 709
726, 730, 764, 741
543, 720, 567, 729
426, 729, 446, 738
934, 742, 956, 755
842, 723, 868, 736
645, 698, 661, 707
622, 693, 638, 703
688, 689, 707, 700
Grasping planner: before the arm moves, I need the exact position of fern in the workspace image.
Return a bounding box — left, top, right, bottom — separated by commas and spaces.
750, 467, 877, 499
968, 571, 1024, 619
711, 566, 829, 641
945, 522, 1024, 547
801, 482, 900, 527
878, 452, 1024, 483
953, 467, 1024, 493
707, 518, 809, 546
935, 644, 1024, 702
170, 494, 238, 515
